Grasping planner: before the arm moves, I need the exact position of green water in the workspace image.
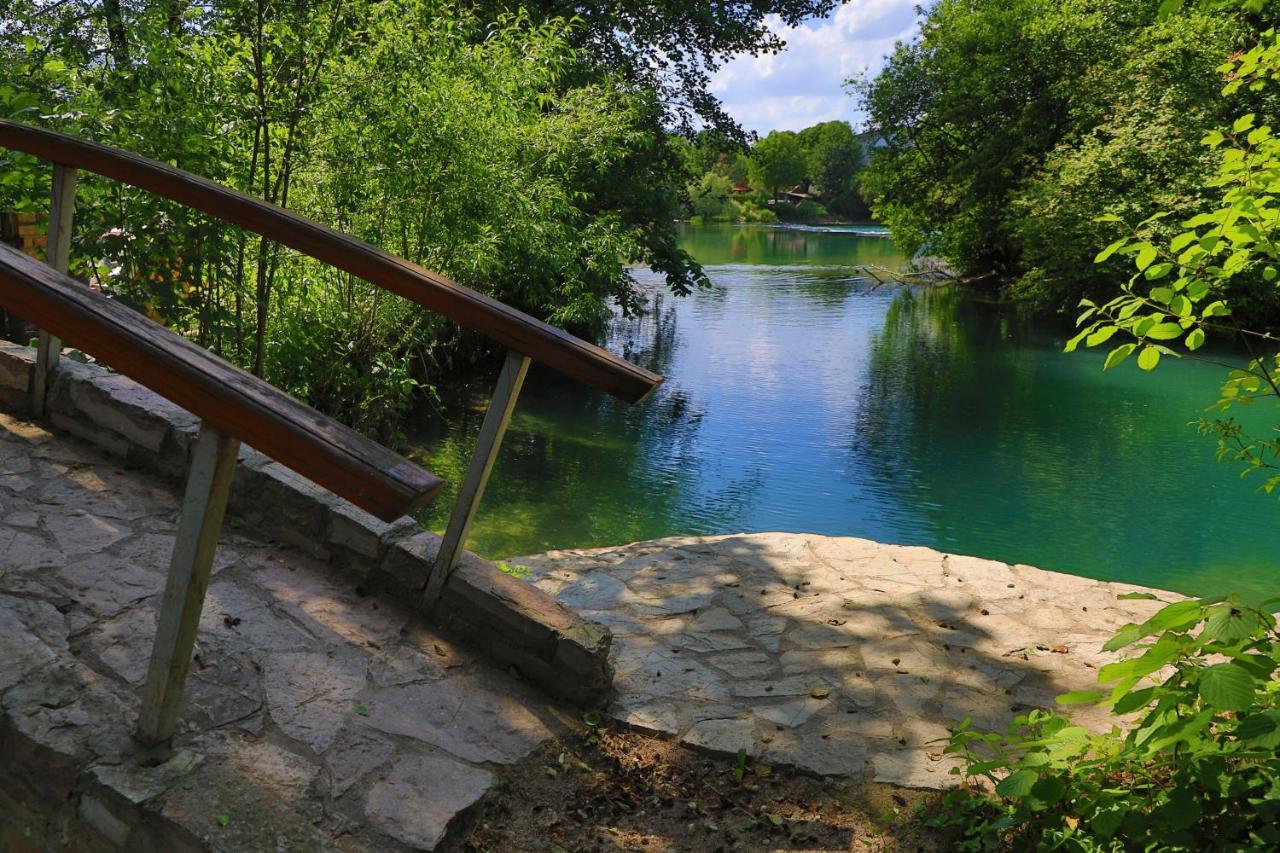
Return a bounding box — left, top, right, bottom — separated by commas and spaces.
414, 223, 1280, 600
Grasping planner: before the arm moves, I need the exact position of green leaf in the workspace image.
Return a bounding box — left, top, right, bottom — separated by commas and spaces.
1112, 686, 1157, 715
354, 702, 369, 717
1030, 774, 1067, 805
1186, 327, 1205, 351
1202, 603, 1264, 642
1170, 231, 1198, 252
1117, 592, 1159, 601
1055, 690, 1104, 705
995, 768, 1039, 798
1135, 244, 1158, 271
1142, 600, 1203, 633
1145, 323, 1183, 341
1234, 113, 1257, 133
1236, 711, 1280, 748
1095, 238, 1128, 264
1103, 623, 1142, 651
1138, 346, 1161, 371
1103, 343, 1136, 370
1198, 663, 1256, 711
1150, 286, 1174, 304
1091, 805, 1125, 838
1064, 327, 1090, 353
1086, 325, 1117, 347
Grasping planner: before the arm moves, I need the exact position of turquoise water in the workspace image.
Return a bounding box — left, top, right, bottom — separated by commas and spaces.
414, 223, 1280, 600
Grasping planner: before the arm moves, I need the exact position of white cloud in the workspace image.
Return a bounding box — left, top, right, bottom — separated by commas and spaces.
709, 0, 922, 135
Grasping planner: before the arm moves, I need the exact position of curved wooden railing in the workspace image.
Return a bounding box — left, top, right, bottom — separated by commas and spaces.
0, 121, 664, 747
0, 120, 662, 404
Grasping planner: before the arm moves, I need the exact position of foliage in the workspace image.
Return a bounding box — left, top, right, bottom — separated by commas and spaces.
0, 0, 740, 437
475, 0, 841, 137
796, 120, 866, 217
737, 201, 779, 224
932, 594, 1280, 851
748, 130, 807, 200
1010, 10, 1249, 315
687, 172, 739, 222
1069, 25, 1280, 493
776, 199, 828, 224
854, 0, 1273, 318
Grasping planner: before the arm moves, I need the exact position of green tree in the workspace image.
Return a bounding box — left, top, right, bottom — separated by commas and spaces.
0, 1, 717, 436
686, 172, 737, 221
749, 130, 806, 201
797, 120, 865, 217
854, 0, 1264, 310
475, 0, 840, 136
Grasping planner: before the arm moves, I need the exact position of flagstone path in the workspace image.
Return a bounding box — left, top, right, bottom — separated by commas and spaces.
515, 533, 1176, 788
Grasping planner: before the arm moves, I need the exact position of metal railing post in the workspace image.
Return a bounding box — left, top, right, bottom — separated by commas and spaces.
136, 423, 240, 746
32, 163, 76, 415
423, 348, 530, 606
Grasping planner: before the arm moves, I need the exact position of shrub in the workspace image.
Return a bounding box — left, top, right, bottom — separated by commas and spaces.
687, 171, 738, 220
932, 594, 1280, 851
775, 200, 828, 224
737, 201, 778, 223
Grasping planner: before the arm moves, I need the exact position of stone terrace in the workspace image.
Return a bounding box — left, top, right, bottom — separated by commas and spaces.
516, 533, 1176, 788
0, 412, 569, 851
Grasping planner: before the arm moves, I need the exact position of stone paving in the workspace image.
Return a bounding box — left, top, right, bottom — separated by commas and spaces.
0, 412, 568, 851
515, 533, 1176, 788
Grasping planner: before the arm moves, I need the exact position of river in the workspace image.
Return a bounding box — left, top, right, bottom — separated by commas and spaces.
412, 222, 1280, 600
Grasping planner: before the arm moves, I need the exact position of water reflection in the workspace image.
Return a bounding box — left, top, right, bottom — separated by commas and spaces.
412, 224, 1280, 599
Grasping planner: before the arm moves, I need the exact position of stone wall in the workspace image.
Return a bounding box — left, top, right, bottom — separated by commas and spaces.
0, 341, 610, 704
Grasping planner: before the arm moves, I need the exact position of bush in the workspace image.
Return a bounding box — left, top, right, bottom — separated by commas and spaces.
775, 200, 828, 224
737, 201, 778, 223
687, 171, 738, 221
932, 594, 1280, 851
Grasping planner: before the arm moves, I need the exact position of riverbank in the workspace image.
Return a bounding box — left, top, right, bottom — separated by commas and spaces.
513, 533, 1177, 789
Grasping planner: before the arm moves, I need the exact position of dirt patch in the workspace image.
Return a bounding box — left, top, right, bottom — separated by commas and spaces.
448, 721, 944, 852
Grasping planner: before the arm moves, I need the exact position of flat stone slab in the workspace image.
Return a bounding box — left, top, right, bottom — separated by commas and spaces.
0, 413, 563, 850
515, 532, 1177, 788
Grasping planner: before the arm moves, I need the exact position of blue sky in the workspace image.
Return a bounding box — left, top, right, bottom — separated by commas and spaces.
709, 0, 923, 135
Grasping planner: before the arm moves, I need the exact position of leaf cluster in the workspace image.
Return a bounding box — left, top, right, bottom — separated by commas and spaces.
933, 595, 1280, 851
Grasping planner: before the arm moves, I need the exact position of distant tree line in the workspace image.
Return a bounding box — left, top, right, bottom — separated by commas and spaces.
678, 120, 871, 225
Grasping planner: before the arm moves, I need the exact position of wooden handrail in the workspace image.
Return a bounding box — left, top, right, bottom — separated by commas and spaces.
0, 242, 443, 521
0, 120, 663, 404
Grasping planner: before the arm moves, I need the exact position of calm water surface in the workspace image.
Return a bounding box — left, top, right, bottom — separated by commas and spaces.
415, 223, 1280, 599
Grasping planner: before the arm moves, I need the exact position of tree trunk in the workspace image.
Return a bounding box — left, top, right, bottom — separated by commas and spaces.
100, 0, 130, 68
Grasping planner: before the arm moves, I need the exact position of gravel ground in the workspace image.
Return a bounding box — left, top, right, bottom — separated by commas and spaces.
450, 719, 946, 853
